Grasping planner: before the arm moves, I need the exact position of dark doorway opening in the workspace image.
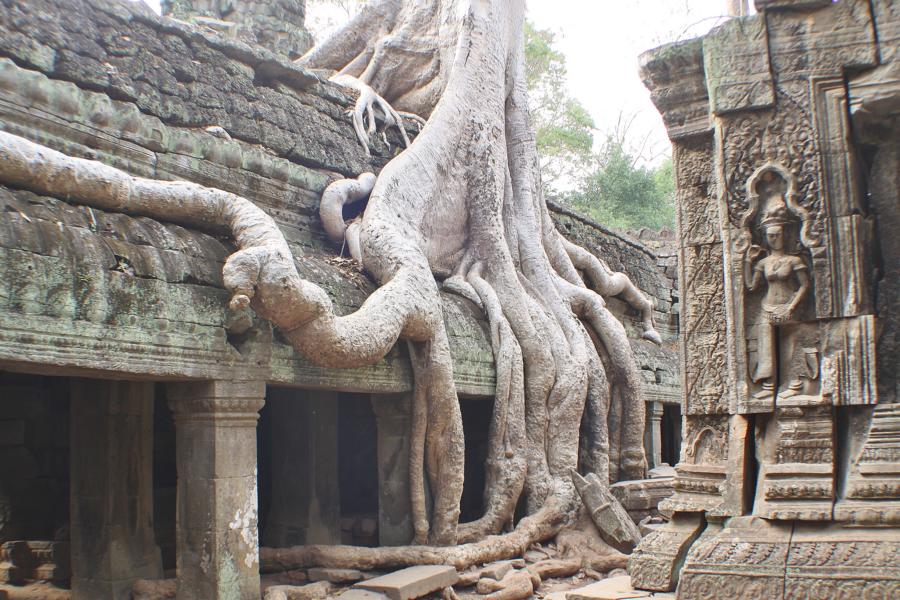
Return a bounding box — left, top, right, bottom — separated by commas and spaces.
338, 393, 379, 545
661, 403, 682, 467
459, 397, 492, 524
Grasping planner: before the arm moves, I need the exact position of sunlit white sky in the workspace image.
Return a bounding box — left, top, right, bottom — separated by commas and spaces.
138, 0, 746, 163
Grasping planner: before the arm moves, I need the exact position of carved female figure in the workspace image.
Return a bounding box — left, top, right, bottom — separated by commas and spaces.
744, 199, 810, 399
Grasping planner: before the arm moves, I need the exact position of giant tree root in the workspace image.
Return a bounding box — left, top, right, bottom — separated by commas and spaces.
261, 503, 568, 573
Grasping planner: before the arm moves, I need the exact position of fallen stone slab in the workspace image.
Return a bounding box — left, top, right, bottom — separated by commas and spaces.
355, 565, 458, 600
264, 581, 332, 600
565, 575, 651, 600
308, 567, 365, 583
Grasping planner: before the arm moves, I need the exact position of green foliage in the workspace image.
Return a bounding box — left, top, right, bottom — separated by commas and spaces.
564, 139, 675, 231
523, 21, 675, 231
524, 22, 595, 192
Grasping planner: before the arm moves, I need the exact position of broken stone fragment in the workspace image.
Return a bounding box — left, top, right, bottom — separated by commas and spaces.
571, 470, 642, 552
355, 565, 459, 600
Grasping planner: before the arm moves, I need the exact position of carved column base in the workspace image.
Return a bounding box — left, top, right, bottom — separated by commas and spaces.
677, 518, 900, 599
628, 512, 704, 592
754, 405, 835, 520
835, 402, 900, 525
678, 516, 793, 600
785, 523, 900, 597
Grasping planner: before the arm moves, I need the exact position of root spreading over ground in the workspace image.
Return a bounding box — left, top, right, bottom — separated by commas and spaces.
0, 0, 661, 572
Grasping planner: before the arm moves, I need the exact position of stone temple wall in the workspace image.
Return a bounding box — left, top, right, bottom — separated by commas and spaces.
632, 1, 900, 598
0, 0, 681, 596
0, 0, 677, 402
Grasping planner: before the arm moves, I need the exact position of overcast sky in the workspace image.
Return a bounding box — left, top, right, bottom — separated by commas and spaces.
139, 0, 743, 163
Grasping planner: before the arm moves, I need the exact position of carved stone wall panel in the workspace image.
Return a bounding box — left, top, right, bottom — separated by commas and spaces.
765, 1, 877, 80
674, 137, 718, 247
678, 516, 792, 600
754, 405, 835, 520
872, 0, 899, 64
662, 415, 748, 516
679, 243, 728, 415
820, 315, 878, 407
784, 524, 900, 599
835, 403, 900, 525
703, 15, 774, 115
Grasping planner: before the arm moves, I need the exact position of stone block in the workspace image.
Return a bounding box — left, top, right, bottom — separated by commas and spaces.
355, 565, 458, 600
610, 478, 674, 512
565, 575, 650, 599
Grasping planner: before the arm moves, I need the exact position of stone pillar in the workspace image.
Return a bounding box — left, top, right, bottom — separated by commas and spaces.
263, 389, 340, 547
167, 380, 265, 600
70, 379, 163, 600
372, 394, 413, 546
648, 402, 664, 469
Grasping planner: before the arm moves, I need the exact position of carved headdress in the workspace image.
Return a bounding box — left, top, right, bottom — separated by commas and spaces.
760, 194, 792, 230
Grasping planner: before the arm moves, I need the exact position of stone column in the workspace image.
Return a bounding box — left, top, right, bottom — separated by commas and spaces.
70, 379, 163, 600
372, 394, 413, 546
167, 380, 265, 600
263, 389, 340, 547
648, 402, 664, 469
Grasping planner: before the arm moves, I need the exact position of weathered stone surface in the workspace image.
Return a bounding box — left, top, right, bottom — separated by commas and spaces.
638, 0, 898, 593
609, 478, 674, 513
162, 0, 313, 60
565, 575, 650, 600
355, 566, 458, 600
168, 380, 265, 600
572, 471, 642, 552
628, 513, 703, 592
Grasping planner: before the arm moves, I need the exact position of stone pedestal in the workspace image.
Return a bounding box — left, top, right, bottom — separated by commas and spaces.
168, 380, 265, 600
372, 395, 413, 546
70, 379, 163, 600
263, 389, 340, 547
